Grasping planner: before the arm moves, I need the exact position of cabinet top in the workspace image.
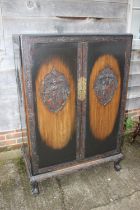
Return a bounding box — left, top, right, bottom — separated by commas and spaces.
13, 33, 133, 40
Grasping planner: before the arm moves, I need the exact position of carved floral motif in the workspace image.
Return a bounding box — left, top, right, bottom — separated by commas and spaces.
94, 67, 118, 105
39, 68, 70, 112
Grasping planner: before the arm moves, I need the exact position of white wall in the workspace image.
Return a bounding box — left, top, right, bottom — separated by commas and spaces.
0, 0, 137, 131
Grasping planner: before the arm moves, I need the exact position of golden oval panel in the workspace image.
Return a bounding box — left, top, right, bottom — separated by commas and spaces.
35, 57, 75, 149
89, 54, 121, 140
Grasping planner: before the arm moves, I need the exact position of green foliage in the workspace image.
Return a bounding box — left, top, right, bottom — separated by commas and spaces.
124, 117, 134, 132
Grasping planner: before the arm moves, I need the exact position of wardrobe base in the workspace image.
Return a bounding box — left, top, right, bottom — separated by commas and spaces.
22, 150, 123, 195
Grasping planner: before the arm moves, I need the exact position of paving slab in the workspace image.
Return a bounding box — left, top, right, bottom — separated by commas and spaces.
0, 139, 140, 210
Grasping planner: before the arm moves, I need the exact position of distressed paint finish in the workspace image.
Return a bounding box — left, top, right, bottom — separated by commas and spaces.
35, 57, 76, 149
17, 35, 132, 192
89, 54, 121, 140
19, 35, 132, 170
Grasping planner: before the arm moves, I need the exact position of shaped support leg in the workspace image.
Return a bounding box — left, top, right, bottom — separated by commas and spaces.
31, 180, 39, 195
114, 158, 122, 171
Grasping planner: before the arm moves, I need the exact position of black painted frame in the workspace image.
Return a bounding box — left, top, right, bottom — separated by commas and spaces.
14, 34, 132, 184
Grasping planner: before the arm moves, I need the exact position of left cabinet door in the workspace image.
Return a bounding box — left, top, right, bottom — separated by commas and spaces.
21, 36, 80, 174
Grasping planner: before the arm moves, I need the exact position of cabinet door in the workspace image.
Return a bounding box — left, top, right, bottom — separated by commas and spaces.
85, 37, 130, 158
21, 36, 82, 172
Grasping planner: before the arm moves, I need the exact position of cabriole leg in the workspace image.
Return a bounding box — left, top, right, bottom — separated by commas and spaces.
114, 158, 122, 171
31, 180, 39, 195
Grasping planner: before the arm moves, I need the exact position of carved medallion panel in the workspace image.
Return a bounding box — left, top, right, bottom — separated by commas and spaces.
39, 68, 70, 112
94, 67, 118, 105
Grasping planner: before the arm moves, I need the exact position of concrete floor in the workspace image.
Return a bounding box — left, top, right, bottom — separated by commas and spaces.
0, 139, 140, 210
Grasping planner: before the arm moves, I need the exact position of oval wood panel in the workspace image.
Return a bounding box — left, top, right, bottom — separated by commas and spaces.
35, 57, 75, 149
89, 54, 121, 140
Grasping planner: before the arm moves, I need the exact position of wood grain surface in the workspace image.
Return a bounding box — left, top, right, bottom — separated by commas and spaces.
1, 0, 127, 18
35, 57, 75, 149
89, 54, 121, 140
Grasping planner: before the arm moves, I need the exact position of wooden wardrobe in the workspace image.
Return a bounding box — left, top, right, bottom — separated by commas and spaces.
13, 34, 132, 194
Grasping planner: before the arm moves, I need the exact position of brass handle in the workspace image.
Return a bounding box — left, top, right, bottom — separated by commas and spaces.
78, 77, 86, 101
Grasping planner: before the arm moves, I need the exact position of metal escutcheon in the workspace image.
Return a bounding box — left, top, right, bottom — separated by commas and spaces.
78, 77, 86, 101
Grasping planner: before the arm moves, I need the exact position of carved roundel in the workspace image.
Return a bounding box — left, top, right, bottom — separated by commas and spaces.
94, 66, 118, 105
39, 68, 70, 112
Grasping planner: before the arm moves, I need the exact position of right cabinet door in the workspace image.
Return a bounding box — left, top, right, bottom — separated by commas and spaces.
85, 38, 128, 158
